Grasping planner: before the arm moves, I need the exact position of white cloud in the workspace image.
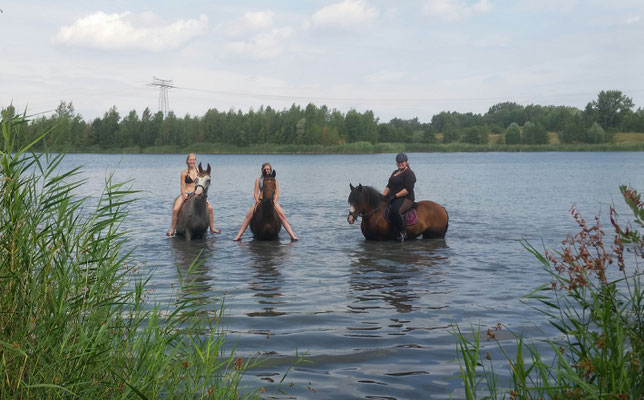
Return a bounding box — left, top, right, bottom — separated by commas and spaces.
52, 11, 208, 52
226, 10, 275, 36
422, 0, 492, 22
626, 16, 640, 24
226, 27, 293, 59
312, 0, 379, 28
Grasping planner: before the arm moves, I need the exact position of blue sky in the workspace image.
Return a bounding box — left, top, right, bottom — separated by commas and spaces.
2, 0, 643, 122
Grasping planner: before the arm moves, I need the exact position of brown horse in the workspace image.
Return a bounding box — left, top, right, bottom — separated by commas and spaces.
347, 183, 448, 241
250, 169, 282, 240
175, 163, 211, 240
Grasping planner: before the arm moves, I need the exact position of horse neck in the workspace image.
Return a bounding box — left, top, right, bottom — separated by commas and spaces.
363, 188, 384, 213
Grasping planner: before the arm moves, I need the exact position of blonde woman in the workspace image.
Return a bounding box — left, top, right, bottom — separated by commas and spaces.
167, 153, 220, 236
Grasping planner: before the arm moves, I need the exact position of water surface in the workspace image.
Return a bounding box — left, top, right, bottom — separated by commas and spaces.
62, 152, 644, 399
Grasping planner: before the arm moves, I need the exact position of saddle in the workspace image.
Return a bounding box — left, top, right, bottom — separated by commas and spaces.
384, 202, 419, 226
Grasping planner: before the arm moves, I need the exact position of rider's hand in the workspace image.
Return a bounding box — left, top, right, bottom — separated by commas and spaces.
386, 194, 396, 203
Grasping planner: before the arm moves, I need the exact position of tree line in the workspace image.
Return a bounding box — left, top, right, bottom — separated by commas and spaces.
2, 90, 643, 151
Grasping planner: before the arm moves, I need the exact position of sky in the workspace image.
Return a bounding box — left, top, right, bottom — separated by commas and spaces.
2, 0, 644, 123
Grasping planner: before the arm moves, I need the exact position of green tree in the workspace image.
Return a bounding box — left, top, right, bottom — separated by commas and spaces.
345, 109, 363, 143
522, 121, 548, 145
585, 90, 634, 130
586, 122, 606, 143
505, 122, 521, 145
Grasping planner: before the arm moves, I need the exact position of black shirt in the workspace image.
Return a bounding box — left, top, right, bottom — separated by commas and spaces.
386, 167, 416, 202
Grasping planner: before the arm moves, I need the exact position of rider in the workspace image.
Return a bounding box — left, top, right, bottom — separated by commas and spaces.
383, 152, 416, 242
166, 153, 220, 236
233, 162, 298, 241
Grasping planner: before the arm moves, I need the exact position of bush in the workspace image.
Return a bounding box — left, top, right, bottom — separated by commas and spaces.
505, 123, 521, 145
586, 122, 606, 143
0, 115, 256, 399
455, 185, 643, 399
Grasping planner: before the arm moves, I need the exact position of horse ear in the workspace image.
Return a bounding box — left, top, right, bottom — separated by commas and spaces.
206, 163, 211, 174
198, 162, 203, 173
350, 183, 355, 190
358, 184, 363, 191
271, 169, 276, 178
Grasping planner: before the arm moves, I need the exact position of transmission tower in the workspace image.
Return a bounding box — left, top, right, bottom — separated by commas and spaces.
147, 77, 174, 115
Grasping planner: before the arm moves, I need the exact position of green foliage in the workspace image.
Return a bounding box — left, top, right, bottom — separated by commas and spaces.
522, 121, 548, 145
460, 126, 489, 144
2, 90, 643, 153
0, 115, 260, 399
586, 122, 606, 144
505, 122, 521, 145
454, 186, 644, 399
585, 90, 635, 131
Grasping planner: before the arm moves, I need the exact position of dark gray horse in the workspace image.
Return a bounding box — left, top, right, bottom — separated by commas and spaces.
250, 169, 281, 240
175, 163, 211, 240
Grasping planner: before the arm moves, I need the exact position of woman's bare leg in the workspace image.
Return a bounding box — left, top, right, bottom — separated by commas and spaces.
233, 205, 256, 241
167, 196, 183, 236
207, 201, 220, 234
274, 203, 298, 241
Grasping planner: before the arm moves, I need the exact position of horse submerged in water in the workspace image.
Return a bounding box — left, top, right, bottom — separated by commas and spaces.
175, 163, 211, 240
250, 169, 282, 240
347, 183, 448, 241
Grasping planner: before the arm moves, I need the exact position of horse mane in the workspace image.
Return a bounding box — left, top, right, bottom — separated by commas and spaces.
361, 185, 385, 209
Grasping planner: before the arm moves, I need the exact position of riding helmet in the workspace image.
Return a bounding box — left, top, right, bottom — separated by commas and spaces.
395, 152, 408, 163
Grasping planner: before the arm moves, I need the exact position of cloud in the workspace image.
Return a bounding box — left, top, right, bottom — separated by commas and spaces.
226, 27, 294, 59
626, 16, 640, 24
312, 0, 379, 28
52, 11, 208, 52
226, 10, 275, 36
422, 0, 492, 22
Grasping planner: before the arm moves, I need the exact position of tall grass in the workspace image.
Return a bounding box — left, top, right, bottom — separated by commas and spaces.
0, 115, 259, 399
454, 186, 643, 399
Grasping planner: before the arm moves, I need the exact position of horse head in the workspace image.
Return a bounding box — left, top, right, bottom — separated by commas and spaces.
347, 183, 364, 224
193, 162, 211, 196
347, 183, 384, 224
261, 169, 277, 202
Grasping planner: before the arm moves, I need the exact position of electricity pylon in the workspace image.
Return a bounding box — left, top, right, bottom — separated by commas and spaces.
147, 77, 174, 116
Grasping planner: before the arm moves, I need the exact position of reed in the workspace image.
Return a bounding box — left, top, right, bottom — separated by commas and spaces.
0, 115, 260, 399
453, 186, 643, 399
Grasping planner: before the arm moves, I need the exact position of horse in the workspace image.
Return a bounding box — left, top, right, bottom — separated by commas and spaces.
347, 183, 448, 241
250, 169, 282, 240
175, 163, 211, 240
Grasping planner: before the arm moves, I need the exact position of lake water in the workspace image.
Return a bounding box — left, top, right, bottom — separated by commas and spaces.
59, 152, 644, 399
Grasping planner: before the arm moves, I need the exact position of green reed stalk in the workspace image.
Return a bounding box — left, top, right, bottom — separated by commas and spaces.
454, 186, 643, 399
0, 115, 260, 399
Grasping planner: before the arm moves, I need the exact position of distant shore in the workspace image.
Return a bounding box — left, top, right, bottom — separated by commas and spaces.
50, 140, 644, 154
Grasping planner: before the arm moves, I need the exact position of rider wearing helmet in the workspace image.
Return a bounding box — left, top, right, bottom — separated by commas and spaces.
383, 152, 416, 241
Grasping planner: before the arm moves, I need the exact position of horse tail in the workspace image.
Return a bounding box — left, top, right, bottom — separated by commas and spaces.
442, 206, 449, 236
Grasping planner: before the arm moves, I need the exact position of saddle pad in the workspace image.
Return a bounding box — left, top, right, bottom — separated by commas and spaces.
404, 208, 418, 226
384, 205, 418, 226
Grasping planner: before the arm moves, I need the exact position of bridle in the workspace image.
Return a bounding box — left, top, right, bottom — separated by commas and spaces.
193, 175, 210, 196
348, 202, 382, 221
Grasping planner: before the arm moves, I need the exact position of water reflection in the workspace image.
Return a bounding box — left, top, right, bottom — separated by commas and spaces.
348, 239, 449, 315
243, 241, 292, 317
170, 237, 216, 302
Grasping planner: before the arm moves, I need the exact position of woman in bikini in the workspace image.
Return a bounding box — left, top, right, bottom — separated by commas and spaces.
233, 162, 298, 241
166, 153, 220, 236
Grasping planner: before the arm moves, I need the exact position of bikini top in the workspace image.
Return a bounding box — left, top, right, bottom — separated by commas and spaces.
185, 172, 196, 184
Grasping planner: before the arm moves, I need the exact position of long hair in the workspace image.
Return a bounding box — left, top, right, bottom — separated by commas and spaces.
261, 162, 272, 176
186, 153, 197, 172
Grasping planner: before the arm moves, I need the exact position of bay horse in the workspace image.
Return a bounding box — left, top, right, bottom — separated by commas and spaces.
175, 163, 211, 240
347, 183, 448, 241
250, 169, 282, 240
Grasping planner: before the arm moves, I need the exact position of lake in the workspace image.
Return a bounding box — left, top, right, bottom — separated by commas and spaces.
60, 151, 644, 399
